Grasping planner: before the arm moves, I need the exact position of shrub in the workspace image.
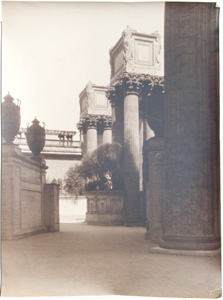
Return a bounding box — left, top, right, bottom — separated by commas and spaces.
64, 142, 123, 197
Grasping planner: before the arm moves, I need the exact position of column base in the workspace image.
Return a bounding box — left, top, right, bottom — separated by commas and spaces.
149, 246, 221, 257
159, 235, 221, 251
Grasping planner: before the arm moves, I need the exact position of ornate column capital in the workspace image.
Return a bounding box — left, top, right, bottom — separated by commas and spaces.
102, 116, 112, 130
142, 74, 165, 96
119, 72, 143, 96
106, 85, 123, 106
77, 120, 83, 131
108, 72, 164, 102
84, 114, 98, 129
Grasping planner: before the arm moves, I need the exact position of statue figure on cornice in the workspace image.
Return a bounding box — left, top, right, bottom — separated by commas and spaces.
152, 30, 161, 65
86, 81, 94, 108
122, 25, 136, 66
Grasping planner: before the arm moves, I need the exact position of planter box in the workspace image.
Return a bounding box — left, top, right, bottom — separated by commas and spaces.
86, 190, 124, 226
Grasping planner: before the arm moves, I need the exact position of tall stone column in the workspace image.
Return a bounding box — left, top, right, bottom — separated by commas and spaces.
102, 116, 112, 144
160, 3, 220, 250
85, 115, 98, 154
107, 87, 124, 146
121, 73, 142, 226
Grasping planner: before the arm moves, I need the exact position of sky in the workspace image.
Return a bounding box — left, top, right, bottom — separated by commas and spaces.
2, 1, 165, 134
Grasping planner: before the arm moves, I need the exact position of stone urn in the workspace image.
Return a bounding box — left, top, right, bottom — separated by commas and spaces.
26, 118, 45, 160
2, 93, 21, 144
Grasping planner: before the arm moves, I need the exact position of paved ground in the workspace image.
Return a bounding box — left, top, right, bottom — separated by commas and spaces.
1, 223, 221, 298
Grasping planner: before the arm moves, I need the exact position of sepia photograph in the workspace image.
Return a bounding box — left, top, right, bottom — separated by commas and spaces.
1, 0, 221, 298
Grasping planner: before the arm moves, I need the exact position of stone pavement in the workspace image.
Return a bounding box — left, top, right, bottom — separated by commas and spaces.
1, 223, 221, 298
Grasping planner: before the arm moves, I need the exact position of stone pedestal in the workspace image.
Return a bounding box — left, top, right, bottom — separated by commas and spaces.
144, 137, 164, 243
2, 144, 47, 239
86, 190, 124, 225
44, 183, 60, 232
160, 3, 220, 250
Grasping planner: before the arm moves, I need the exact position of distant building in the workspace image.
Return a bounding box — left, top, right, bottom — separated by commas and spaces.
16, 128, 82, 182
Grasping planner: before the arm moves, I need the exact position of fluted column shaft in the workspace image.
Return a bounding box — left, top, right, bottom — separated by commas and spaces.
86, 127, 97, 153
103, 128, 112, 144
123, 91, 141, 225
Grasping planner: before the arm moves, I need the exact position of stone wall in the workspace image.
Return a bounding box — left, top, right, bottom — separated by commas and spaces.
2, 144, 47, 239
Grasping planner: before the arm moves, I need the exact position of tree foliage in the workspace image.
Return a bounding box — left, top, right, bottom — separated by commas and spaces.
64, 142, 123, 197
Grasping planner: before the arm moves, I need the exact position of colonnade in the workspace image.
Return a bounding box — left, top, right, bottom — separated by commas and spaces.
107, 73, 164, 226
77, 114, 112, 155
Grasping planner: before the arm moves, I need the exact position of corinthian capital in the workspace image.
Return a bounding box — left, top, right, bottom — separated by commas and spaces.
106, 85, 123, 106
84, 114, 98, 129
102, 116, 112, 129
77, 120, 83, 131
119, 72, 143, 95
